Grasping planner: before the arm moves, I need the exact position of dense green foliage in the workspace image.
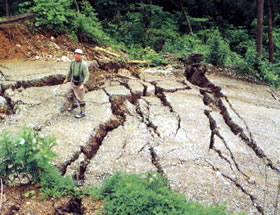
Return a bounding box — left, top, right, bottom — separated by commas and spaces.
91, 172, 245, 215
1, 0, 280, 86
0, 128, 75, 198
0, 127, 56, 183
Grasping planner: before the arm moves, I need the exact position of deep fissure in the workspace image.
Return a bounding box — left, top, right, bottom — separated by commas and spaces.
186, 64, 280, 174
54, 197, 83, 215
152, 83, 183, 136
206, 160, 265, 215
204, 110, 251, 180
149, 145, 165, 176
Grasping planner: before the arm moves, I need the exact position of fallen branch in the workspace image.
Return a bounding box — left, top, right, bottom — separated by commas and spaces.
127, 59, 150, 65
0, 12, 35, 25
274, 177, 280, 215
0, 178, 4, 210
94, 46, 120, 57
93, 47, 150, 65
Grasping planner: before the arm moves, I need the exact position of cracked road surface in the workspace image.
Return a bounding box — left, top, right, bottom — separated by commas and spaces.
0, 61, 280, 214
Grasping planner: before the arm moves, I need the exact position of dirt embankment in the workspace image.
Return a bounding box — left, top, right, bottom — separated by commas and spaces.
0, 21, 97, 61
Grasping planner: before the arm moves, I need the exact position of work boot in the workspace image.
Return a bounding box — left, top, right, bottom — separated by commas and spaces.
75, 103, 86, 119
75, 111, 85, 119
68, 103, 78, 111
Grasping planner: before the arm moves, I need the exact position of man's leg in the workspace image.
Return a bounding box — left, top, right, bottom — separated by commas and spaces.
68, 84, 79, 112
75, 101, 86, 118
68, 97, 78, 111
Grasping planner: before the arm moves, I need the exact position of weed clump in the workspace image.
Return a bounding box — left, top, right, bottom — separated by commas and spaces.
91, 172, 245, 215
0, 127, 75, 198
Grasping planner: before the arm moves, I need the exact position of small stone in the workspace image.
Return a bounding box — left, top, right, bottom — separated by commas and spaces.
61, 56, 71, 62
0, 96, 7, 105
17, 87, 24, 92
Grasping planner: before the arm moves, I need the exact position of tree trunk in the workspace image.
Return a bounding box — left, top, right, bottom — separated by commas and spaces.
267, 0, 274, 62
180, 0, 193, 34
256, 0, 264, 57
73, 0, 80, 13
5, 0, 9, 17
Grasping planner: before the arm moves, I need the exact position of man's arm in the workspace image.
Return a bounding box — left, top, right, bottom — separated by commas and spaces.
64, 61, 73, 84
82, 62, 89, 85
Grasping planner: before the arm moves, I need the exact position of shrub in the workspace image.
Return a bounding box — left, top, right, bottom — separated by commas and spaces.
20, 0, 76, 33
74, 1, 111, 45
0, 128, 76, 198
39, 166, 76, 198
206, 30, 230, 67
92, 172, 245, 215
127, 45, 168, 66
222, 27, 250, 55
105, 3, 179, 52
20, 0, 110, 45
0, 127, 56, 183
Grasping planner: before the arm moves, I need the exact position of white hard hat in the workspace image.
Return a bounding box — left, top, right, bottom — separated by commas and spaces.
74, 49, 83, 55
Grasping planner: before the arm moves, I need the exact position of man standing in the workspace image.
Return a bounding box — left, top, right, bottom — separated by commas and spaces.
63, 49, 89, 119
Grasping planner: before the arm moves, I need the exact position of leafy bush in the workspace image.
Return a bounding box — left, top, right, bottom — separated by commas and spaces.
0, 128, 75, 198
92, 172, 245, 215
222, 27, 250, 55
0, 127, 56, 183
206, 30, 230, 67
229, 43, 280, 88
106, 3, 179, 52
20, 0, 110, 44
127, 46, 168, 66
20, 0, 76, 33
74, 1, 111, 45
39, 166, 76, 198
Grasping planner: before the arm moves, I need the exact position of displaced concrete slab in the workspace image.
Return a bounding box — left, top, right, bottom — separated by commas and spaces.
155, 79, 189, 92
103, 84, 131, 97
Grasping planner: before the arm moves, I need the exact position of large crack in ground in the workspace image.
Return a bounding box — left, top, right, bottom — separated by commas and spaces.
205, 160, 265, 214
136, 98, 161, 137
185, 63, 280, 213
60, 93, 127, 183
2, 62, 279, 214
1, 74, 66, 117
60, 79, 166, 183
2, 74, 65, 91
150, 82, 187, 136
204, 109, 251, 180
186, 64, 280, 173
115, 80, 170, 176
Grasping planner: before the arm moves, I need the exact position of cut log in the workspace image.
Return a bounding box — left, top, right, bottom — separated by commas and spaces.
93, 47, 150, 65
0, 12, 35, 25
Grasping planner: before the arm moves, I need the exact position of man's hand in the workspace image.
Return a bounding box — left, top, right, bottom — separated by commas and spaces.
79, 84, 84, 91
63, 79, 68, 84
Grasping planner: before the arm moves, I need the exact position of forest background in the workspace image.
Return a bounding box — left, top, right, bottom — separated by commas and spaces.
1, 0, 280, 87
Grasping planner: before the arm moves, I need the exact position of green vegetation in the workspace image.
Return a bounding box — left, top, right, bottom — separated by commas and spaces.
0, 127, 75, 198
0, 128, 245, 214
90, 172, 245, 215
